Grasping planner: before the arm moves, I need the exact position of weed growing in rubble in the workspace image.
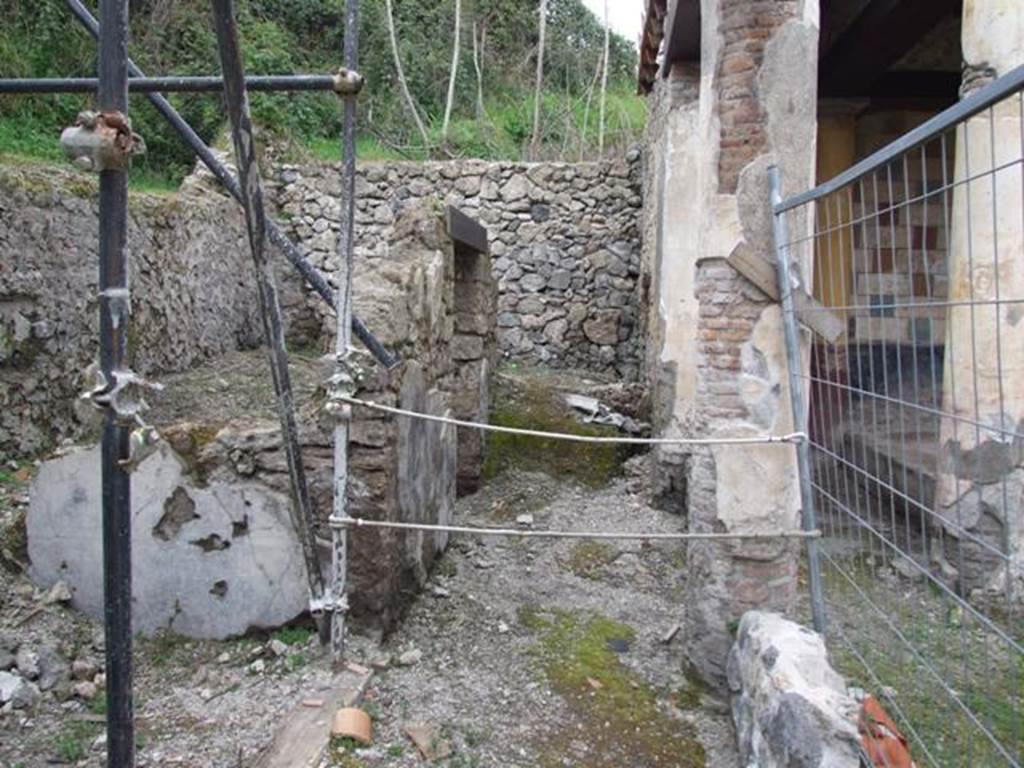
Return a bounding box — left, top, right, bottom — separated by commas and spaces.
272, 625, 313, 647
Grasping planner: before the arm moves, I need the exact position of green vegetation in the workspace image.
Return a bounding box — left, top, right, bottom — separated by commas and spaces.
55, 721, 102, 763
272, 624, 314, 647
564, 540, 618, 580
522, 608, 706, 767
821, 557, 1024, 767
483, 376, 629, 487
1, 0, 643, 188
327, 736, 369, 768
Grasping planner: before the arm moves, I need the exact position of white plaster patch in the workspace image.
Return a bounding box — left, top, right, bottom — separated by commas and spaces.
28, 444, 309, 639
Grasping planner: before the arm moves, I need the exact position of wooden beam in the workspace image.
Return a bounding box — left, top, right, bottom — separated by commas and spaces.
446, 205, 489, 255
819, 0, 961, 98
659, 0, 700, 78
253, 667, 371, 768
864, 70, 960, 100
727, 245, 846, 344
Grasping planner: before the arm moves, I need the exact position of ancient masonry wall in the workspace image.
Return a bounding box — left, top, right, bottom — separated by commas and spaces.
28, 203, 476, 638
643, 0, 820, 685
266, 157, 644, 379
0, 165, 266, 457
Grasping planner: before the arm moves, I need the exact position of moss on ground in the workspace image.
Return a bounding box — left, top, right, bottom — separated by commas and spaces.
563, 540, 618, 580
523, 608, 706, 768
482, 375, 631, 487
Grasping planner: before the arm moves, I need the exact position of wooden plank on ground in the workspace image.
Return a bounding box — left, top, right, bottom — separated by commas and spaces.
727, 244, 846, 344
252, 667, 371, 768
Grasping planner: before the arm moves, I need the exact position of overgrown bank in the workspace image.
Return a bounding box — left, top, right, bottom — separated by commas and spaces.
1, 0, 644, 187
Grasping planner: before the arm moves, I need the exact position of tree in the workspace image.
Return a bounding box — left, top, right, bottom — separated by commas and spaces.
384, 0, 431, 148
441, 0, 462, 143
529, 0, 547, 159
471, 19, 487, 122
598, 0, 609, 154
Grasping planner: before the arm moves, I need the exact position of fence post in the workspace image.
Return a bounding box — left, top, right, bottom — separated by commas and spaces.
768, 164, 827, 634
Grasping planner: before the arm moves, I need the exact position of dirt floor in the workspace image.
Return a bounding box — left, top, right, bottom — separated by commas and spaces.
0, 364, 738, 767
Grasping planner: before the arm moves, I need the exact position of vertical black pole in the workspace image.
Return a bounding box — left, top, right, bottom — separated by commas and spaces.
97, 1, 134, 766
210, 0, 328, 624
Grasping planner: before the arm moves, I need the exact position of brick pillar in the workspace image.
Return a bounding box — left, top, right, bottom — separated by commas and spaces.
934, 2, 1024, 601
644, 0, 820, 685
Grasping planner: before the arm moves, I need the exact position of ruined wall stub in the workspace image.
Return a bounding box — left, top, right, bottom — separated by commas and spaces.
643, 0, 820, 685
27, 203, 479, 638
0, 164, 267, 457
935, 3, 1024, 602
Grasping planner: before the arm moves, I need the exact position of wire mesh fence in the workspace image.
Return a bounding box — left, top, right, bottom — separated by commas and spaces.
774, 66, 1024, 767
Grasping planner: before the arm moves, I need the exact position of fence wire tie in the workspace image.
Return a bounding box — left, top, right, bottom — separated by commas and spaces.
337, 394, 806, 446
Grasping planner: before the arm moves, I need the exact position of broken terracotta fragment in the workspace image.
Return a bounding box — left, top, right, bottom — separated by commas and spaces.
331, 707, 372, 745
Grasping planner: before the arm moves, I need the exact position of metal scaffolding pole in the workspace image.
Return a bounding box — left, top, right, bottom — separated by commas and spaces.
211, 0, 329, 636
62, 0, 398, 370
96, 1, 135, 764
0, 74, 362, 94
329, 0, 360, 664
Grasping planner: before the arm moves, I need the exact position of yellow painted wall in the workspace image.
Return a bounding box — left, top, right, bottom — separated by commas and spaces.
813, 113, 857, 308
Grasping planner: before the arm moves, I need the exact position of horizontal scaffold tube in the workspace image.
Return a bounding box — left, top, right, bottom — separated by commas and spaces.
0, 74, 363, 95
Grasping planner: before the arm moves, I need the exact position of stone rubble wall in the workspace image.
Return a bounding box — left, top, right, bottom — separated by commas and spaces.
0, 164, 269, 458
265, 157, 644, 379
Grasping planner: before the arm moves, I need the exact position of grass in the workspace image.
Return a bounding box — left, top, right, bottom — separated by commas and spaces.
820, 553, 1024, 767
272, 625, 314, 647
522, 608, 706, 768
55, 721, 102, 763
326, 736, 369, 768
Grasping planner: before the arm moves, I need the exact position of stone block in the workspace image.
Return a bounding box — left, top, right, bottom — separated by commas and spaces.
727, 612, 861, 768
28, 444, 309, 639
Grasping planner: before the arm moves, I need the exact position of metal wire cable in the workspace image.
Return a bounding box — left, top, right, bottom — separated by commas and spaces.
328, 516, 821, 540
338, 395, 806, 446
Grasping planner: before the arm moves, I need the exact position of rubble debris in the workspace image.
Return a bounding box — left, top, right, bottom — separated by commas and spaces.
564, 393, 648, 435
396, 649, 423, 667
403, 721, 453, 761
858, 695, 917, 768
42, 580, 73, 604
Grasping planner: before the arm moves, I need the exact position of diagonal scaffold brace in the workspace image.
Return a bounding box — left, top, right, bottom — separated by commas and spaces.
64, 0, 399, 371
210, 0, 330, 636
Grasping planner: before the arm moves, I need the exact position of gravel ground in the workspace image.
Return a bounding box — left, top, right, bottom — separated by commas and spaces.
0, 349, 740, 768
0, 457, 738, 768
321, 464, 739, 768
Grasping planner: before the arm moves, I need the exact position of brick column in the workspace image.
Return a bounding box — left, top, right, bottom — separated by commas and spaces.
934, 1, 1024, 602
644, 0, 820, 685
